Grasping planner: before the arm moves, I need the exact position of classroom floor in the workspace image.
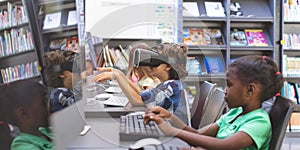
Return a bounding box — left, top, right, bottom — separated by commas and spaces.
281, 131, 300, 150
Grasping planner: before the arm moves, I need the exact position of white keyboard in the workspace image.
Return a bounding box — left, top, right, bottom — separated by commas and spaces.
103, 96, 129, 107
105, 87, 123, 94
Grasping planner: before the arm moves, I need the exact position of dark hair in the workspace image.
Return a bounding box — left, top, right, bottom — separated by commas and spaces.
0, 79, 48, 127
228, 55, 283, 102
0, 87, 13, 150
152, 43, 188, 80
44, 50, 67, 87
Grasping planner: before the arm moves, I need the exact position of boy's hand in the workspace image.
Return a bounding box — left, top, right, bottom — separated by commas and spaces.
143, 106, 172, 124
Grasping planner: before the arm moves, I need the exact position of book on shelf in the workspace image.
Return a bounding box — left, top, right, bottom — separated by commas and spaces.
43, 12, 62, 30
186, 57, 202, 75
230, 2, 243, 17
283, 0, 300, 21
183, 2, 200, 17
230, 29, 248, 46
203, 29, 224, 45
244, 29, 268, 46
204, 1, 225, 17
283, 56, 300, 77
203, 56, 225, 74
0, 61, 39, 84
67, 10, 77, 26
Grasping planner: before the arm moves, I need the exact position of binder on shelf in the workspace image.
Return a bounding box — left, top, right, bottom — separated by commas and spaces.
43, 12, 62, 30
183, 2, 200, 17
244, 29, 268, 46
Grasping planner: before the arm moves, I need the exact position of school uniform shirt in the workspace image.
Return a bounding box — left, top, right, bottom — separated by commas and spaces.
216, 107, 272, 150
11, 127, 54, 150
140, 80, 189, 124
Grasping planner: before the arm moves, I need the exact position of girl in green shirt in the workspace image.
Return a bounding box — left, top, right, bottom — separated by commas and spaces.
0, 80, 53, 150
144, 55, 290, 150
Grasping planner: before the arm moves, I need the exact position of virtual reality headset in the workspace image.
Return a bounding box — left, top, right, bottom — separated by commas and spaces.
133, 48, 184, 67
47, 51, 81, 73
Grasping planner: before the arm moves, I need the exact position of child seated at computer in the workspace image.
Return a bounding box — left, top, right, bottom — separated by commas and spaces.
144, 55, 289, 149
93, 43, 190, 124
92, 42, 160, 105
0, 80, 53, 150
44, 50, 82, 113
126, 42, 160, 90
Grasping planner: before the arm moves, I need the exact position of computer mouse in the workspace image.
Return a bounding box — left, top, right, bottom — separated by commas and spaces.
129, 138, 162, 149
95, 93, 113, 100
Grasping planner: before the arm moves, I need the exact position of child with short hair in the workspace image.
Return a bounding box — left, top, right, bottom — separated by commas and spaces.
0, 80, 53, 150
94, 43, 190, 124
92, 42, 160, 106
44, 50, 82, 113
144, 55, 290, 149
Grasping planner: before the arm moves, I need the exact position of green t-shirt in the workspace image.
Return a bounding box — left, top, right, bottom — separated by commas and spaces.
11, 127, 54, 150
216, 107, 271, 150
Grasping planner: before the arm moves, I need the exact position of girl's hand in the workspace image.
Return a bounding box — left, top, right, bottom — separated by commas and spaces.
143, 113, 178, 136
145, 106, 172, 120
92, 67, 116, 82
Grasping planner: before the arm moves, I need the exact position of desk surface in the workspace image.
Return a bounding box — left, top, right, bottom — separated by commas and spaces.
67, 118, 189, 149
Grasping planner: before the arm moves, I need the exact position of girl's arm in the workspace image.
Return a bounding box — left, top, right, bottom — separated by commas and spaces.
147, 114, 254, 150
93, 68, 144, 106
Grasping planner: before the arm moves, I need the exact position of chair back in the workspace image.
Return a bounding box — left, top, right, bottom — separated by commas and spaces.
190, 81, 216, 129
268, 97, 293, 150
199, 88, 225, 128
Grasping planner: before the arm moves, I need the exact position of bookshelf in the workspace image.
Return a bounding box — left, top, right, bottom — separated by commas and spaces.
182, 0, 278, 87
281, 0, 300, 85
0, 0, 41, 84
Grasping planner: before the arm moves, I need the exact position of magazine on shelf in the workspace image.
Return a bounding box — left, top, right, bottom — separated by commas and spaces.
203, 29, 224, 45
182, 28, 193, 45
204, 56, 225, 74
244, 29, 268, 46
204, 1, 226, 17
183, 2, 200, 17
66, 36, 79, 52
230, 29, 248, 46
189, 28, 206, 45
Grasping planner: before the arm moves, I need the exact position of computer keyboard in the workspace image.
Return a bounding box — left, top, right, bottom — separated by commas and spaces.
103, 96, 129, 107
143, 144, 181, 150
119, 114, 168, 141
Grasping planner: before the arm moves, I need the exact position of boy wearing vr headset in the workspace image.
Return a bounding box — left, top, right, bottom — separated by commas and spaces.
44, 50, 82, 113
93, 43, 189, 124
